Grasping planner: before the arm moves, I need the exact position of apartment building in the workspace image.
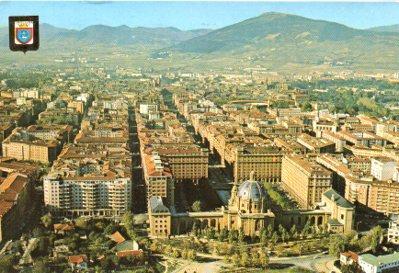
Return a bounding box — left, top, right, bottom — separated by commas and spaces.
388, 216, 399, 245
234, 145, 282, 183
2, 128, 59, 163
282, 155, 332, 209
367, 181, 399, 214
142, 153, 174, 208
297, 133, 335, 154
370, 157, 398, 181
321, 131, 346, 152
155, 145, 209, 182
0, 160, 38, 242
44, 155, 132, 219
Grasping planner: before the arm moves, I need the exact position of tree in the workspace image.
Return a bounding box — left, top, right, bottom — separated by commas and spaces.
122, 211, 134, 229
228, 229, 238, 244
192, 222, 199, 237
258, 249, 269, 268
75, 217, 88, 230
271, 232, 279, 246
32, 259, 50, 273
298, 244, 305, 256
290, 225, 297, 240
328, 236, 346, 258
370, 226, 383, 253
260, 231, 268, 246
94, 221, 107, 231
240, 252, 250, 267
250, 233, 258, 243
301, 221, 311, 238
266, 224, 273, 238
250, 251, 259, 267
218, 227, 228, 242
181, 248, 188, 259
40, 213, 53, 229
164, 245, 173, 255
0, 255, 16, 273
301, 101, 313, 112
206, 227, 216, 239
32, 237, 50, 258
32, 227, 45, 238
278, 225, 288, 243
100, 255, 117, 272
104, 222, 118, 234
238, 228, 245, 243
122, 212, 137, 240
191, 200, 202, 212
171, 248, 181, 258
88, 237, 107, 257
187, 249, 197, 260
230, 253, 240, 266
341, 264, 358, 273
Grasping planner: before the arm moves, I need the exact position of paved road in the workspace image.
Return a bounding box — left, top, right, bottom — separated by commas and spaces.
172, 260, 226, 273
270, 253, 335, 272
165, 251, 335, 273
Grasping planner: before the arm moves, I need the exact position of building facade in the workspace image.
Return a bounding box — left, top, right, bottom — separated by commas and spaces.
234, 146, 282, 183
371, 157, 397, 181
44, 156, 132, 219
359, 252, 399, 273
281, 156, 332, 209
148, 173, 354, 238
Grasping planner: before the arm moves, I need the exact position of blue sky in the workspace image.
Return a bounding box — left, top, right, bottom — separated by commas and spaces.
1, 1, 399, 30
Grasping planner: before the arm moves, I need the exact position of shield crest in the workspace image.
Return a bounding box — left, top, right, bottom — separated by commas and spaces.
16, 28, 33, 44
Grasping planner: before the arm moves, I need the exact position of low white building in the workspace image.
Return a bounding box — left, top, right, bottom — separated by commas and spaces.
371, 157, 397, 181
358, 252, 399, 273
388, 215, 399, 245
340, 251, 358, 266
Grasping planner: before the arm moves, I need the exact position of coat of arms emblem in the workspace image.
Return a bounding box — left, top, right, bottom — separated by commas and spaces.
15, 21, 34, 45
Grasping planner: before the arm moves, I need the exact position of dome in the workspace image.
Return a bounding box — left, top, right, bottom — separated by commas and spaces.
237, 179, 265, 202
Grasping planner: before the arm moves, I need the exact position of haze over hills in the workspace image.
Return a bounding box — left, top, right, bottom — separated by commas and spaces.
0, 23, 211, 48
369, 24, 399, 33
1, 12, 399, 71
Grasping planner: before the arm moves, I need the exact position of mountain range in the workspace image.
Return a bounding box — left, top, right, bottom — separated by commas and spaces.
0, 23, 211, 48
172, 12, 398, 53
2, 12, 399, 71
369, 24, 399, 33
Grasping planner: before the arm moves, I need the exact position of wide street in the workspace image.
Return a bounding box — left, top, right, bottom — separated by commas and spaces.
163, 251, 336, 273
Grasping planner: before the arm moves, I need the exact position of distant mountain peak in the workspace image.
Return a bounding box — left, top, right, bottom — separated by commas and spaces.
172, 12, 370, 53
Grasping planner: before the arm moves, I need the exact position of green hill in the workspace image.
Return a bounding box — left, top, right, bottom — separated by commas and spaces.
168, 12, 399, 70
173, 12, 371, 53
369, 24, 399, 33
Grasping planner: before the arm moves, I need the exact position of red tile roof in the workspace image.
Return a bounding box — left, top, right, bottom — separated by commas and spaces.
68, 255, 88, 264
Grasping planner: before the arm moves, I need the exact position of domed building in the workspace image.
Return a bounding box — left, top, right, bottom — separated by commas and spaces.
224, 172, 275, 235
148, 172, 354, 238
